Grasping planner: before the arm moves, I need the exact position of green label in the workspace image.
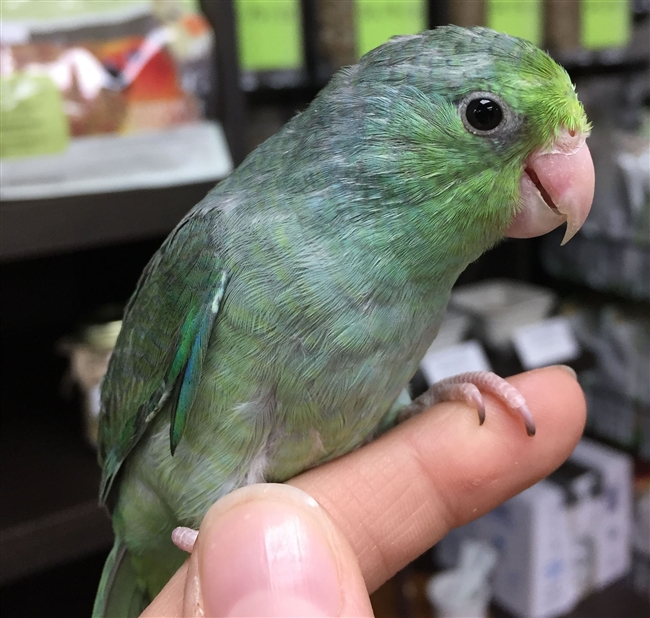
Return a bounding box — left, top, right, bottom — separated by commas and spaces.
0, 0, 149, 21
581, 0, 630, 50
355, 0, 427, 58
178, 0, 202, 13
1, 74, 69, 159
486, 0, 542, 45
235, 0, 303, 71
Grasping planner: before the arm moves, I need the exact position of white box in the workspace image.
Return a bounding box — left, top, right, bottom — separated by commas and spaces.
427, 309, 471, 352
436, 481, 578, 618
570, 438, 634, 588
486, 482, 578, 618
420, 339, 491, 384
546, 460, 602, 600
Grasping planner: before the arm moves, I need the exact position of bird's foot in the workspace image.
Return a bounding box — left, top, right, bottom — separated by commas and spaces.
172, 526, 199, 553
399, 371, 536, 436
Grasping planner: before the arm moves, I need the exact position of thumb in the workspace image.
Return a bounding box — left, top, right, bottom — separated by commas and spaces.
183, 483, 374, 617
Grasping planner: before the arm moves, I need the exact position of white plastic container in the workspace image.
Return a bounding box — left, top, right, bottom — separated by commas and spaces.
450, 279, 557, 350
426, 540, 497, 618
427, 570, 491, 618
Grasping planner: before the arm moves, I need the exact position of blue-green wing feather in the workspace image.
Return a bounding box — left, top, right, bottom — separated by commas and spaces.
98, 211, 227, 505
169, 271, 228, 454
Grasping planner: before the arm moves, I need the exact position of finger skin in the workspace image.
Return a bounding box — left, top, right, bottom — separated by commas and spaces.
143, 366, 585, 615
289, 366, 586, 592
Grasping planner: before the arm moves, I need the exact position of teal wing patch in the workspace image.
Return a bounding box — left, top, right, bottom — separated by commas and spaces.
97, 212, 228, 506
169, 271, 227, 454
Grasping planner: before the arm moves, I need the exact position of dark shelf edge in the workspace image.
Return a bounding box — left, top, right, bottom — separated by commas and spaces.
0, 180, 215, 263
0, 500, 113, 585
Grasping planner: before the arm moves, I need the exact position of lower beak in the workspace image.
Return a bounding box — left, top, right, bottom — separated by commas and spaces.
506, 132, 595, 245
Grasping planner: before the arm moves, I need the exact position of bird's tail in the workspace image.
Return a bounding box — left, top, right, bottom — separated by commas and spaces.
92, 538, 148, 618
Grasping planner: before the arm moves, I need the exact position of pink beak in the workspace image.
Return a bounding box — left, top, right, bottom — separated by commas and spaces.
506, 129, 595, 245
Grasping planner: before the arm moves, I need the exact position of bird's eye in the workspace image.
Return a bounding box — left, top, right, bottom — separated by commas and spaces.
460, 93, 509, 135
465, 98, 502, 131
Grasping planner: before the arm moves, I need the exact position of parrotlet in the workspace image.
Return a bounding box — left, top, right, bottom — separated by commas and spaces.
92, 26, 594, 617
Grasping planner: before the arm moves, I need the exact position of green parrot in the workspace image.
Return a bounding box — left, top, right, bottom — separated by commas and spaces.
93, 26, 594, 616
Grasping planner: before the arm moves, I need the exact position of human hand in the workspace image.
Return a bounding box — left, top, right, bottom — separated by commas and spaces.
142, 365, 585, 617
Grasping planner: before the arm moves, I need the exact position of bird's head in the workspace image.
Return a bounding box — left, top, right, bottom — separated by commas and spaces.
341, 26, 594, 252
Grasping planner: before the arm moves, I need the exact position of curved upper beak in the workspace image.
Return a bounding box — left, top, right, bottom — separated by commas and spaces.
506, 129, 595, 245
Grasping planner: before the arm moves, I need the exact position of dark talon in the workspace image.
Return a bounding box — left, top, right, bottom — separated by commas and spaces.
519, 404, 536, 437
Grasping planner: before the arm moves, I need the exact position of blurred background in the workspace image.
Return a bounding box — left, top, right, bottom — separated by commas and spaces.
0, 1, 648, 616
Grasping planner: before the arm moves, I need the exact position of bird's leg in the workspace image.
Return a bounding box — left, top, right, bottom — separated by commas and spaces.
398, 371, 536, 436
172, 526, 199, 553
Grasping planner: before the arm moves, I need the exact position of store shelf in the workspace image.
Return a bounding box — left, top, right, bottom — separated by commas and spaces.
0, 180, 214, 262
0, 411, 113, 584
0, 325, 114, 585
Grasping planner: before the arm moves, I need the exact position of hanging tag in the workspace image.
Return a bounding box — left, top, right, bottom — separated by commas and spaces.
355, 0, 427, 58
235, 0, 303, 72
581, 0, 631, 50
513, 316, 580, 370
486, 0, 543, 46
420, 339, 492, 384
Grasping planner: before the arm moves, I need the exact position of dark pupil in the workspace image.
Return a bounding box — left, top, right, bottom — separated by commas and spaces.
466, 98, 502, 131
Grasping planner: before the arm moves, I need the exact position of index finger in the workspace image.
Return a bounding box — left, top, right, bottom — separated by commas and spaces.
289, 365, 585, 592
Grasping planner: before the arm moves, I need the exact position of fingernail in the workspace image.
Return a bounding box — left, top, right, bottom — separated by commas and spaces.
554, 364, 577, 380
198, 497, 342, 617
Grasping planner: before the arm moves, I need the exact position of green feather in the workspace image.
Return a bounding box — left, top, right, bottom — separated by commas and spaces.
91, 539, 147, 618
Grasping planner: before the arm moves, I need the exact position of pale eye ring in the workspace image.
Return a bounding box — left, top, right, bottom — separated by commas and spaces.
459, 92, 510, 135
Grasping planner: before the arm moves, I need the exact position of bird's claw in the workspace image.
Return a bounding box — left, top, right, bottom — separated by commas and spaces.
400, 371, 536, 436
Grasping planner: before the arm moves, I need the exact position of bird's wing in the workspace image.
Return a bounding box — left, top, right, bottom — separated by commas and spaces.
97, 210, 228, 506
